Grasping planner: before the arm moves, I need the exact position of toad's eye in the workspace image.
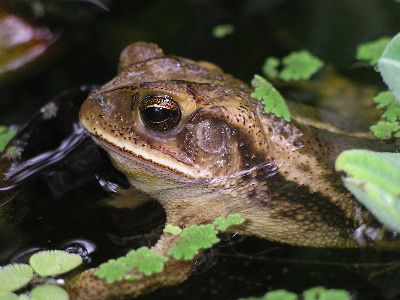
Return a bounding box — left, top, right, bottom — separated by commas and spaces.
139, 95, 181, 132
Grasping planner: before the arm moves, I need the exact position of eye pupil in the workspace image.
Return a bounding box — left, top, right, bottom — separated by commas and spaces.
143, 106, 175, 123
139, 96, 181, 132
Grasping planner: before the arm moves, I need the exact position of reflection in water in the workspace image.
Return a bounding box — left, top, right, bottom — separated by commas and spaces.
59, 239, 96, 264
1, 123, 87, 191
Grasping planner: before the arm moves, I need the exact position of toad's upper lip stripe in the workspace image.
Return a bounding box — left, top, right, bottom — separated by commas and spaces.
91, 135, 203, 180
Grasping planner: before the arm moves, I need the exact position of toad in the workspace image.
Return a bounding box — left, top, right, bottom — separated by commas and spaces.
70, 42, 393, 299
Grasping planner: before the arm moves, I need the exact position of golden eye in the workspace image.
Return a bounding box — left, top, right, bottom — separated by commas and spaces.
139, 95, 181, 132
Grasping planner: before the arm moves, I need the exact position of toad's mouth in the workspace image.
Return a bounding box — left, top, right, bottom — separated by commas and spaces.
90, 135, 209, 181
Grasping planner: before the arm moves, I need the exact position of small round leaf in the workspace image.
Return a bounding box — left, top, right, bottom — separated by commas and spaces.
0, 292, 19, 300
0, 264, 33, 292
29, 250, 82, 277
31, 285, 69, 300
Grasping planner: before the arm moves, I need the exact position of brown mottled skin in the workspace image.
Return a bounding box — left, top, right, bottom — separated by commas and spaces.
69, 42, 390, 299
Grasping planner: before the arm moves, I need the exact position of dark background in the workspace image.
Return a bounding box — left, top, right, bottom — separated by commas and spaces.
1, 1, 400, 299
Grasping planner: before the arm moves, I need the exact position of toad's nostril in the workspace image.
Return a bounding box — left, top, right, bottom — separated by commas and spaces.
92, 95, 106, 107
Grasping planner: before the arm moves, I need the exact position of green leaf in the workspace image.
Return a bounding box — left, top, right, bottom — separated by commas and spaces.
0, 292, 19, 300
335, 150, 400, 232
95, 259, 130, 283
163, 224, 182, 235
303, 287, 326, 300
168, 224, 219, 260
319, 289, 350, 300
382, 106, 400, 122
378, 33, 400, 103
0, 264, 33, 292
373, 91, 397, 109
0, 293, 29, 300
29, 250, 82, 277
211, 24, 234, 39
279, 50, 324, 81
262, 57, 280, 80
370, 121, 400, 139
356, 36, 391, 65
123, 247, 168, 276
239, 290, 297, 300
0, 126, 17, 152
264, 290, 297, 300
30, 285, 68, 300
251, 75, 291, 121
213, 213, 245, 231
96, 247, 167, 283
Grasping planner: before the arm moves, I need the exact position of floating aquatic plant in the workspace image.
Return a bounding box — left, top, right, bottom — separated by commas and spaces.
336, 150, 400, 231
262, 57, 280, 80
169, 214, 245, 260
0, 292, 19, 300
29, 250, 82, 277
0, 264, 33, 292
213, 213, 245, 231
0, 249, 81, 299
370, 120, 400, 139
302, 287, 327, 300
240, 287, 350, 300
262, 51, 324, 81
0, 126, 17, 152
251, 75, 291, 122
168, 224, 219, 260
163, 224, 182, 235
318, 289, 350, 300
211, 24, 235, 38
96, 247, 168, 283
95, 258, 131, 284
355, 35, 400, 139
30, 285, 69, 300
378, 33, 400, 103
370, 91, 400, 139
279, 51, 324, 81
97, 213, 244, 283
356, 36, 391, 66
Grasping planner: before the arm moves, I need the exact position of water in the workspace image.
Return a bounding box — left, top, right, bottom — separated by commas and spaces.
1, 0, 400, 299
